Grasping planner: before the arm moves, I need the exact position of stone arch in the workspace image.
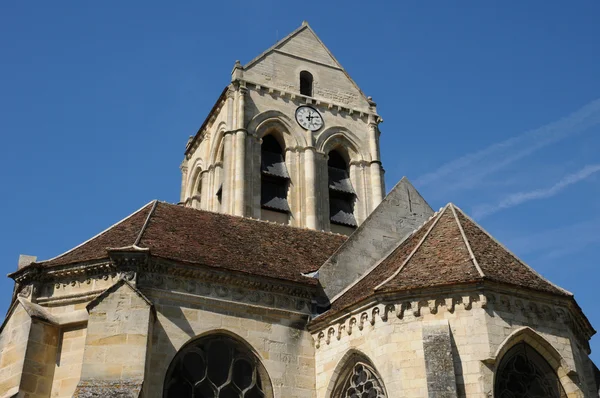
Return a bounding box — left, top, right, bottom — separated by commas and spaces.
326, 349, 387, 398
208, 122, 228, 165
485, 327, 582, 398
247, 110, 307, 149
317, 126, 369, 162
186, 158, 205, 198
163, 330, 274, 398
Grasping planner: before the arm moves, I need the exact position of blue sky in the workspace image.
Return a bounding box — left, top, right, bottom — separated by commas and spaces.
1, 1, 599, 364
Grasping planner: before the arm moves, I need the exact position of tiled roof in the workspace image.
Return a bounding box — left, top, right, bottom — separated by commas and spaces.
324, 203, 569, 319
31, 201, 346, 285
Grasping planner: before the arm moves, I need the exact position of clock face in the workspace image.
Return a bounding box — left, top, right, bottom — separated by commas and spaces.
295, 106, 324, 131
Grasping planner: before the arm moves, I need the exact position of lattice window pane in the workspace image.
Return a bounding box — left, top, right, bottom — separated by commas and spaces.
494, 343, 567, 398
164, 335, 267, 398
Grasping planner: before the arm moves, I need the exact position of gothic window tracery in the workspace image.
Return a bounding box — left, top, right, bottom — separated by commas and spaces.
328, 150, 357, 228
164, 334, 269, 398
333, 357, 386, 398
494, 342, 567, 398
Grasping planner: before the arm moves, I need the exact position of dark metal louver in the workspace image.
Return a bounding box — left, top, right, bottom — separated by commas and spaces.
330, 197, 357, 226
261, 151, 289, 179
261, 179, 290, 212
328, 167, 355, 194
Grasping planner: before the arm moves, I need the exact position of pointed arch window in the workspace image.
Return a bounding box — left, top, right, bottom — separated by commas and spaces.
328, 150, 357, 228
332, 355, 386, 398
260, 135, 290, 213
164, 334, 271, 398
300, 71, 313, 97
495, 342, 567, 398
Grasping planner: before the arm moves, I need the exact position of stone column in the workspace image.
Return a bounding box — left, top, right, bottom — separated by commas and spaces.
349, 161, 366, 224
303, 146, 318, 230
179, 163, 188, 204
199, 169, 210, 210
233, 86, 247, 216
221, 132, 235, 214
367, 101, 384, 210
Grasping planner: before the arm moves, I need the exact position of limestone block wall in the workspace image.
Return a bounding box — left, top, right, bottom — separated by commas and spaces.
243, 30, 370, 110
50, 324, 87, 398
144, 293, 316, 398
0, 303, 32, 397
312, 295, 490, 398
244, 87, 380, 231
483, 294, 595, 397
79, 281, 153, 386
313, 292, 595, 398
20, 320, 59, 398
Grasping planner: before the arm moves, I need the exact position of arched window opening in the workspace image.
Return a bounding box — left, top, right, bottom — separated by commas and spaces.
164, 334, 270, 398
300, 71, 313, 97
332, 356, 386, 398
328, 150, 357, 231
192, 171, 203, 209
495, 342, 567, 398
261, 135, 290, 219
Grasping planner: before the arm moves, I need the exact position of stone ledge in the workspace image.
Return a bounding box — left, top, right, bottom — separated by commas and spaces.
73, 379, 143, 398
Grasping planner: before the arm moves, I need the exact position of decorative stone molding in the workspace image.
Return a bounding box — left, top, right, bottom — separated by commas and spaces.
138, 272, 311, 314
244, 79, 376, 120
313, 291, 586, 350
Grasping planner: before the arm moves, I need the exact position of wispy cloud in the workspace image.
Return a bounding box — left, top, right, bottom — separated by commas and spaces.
415, 99, 600, 191
503, 218, 600, 262
472, 164, 600, 219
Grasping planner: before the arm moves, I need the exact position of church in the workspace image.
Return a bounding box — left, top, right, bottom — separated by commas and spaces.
0, 22, 598, 398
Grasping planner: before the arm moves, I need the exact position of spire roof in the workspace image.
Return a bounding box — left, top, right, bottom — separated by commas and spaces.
324, 203, 570, 319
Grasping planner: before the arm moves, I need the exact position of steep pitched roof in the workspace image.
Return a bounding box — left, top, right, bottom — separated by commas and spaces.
245, 22, 343, 71
243, 22, 370, 106
324, 203, 570, 319
23, 202, 346, 285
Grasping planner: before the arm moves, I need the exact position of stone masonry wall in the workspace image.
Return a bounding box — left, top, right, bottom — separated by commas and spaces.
0, 303, 32, 397
314, 292, 593, 398
144, 292, 316, 398
50, 324, 87, 397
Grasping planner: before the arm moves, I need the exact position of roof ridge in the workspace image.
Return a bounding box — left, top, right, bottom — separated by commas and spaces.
37, 201, 156, 264
452, 204, 573, 296
449, 204, 485, 278
134, 200, 158, 247
327, 206, 442, 306
374, 204, 451, 291
244, 24, 308, 70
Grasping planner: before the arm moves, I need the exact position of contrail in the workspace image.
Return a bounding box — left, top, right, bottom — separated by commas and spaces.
415, 99, 600, 188
472, 164, 600, 219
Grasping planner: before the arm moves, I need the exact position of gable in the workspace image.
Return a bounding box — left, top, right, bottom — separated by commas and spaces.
276, 27, 339, 68
243, 24, 371, 110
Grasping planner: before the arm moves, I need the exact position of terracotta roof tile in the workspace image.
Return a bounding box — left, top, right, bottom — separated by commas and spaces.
323, 203, 568, 320
37, 202, 154, 267
455, 209, 567, 296
33, 202, 346, 285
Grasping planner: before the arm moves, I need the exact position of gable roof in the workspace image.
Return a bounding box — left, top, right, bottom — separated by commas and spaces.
243, 22, 369, 104
322, 203, 570, 320
19, 202, 346, 286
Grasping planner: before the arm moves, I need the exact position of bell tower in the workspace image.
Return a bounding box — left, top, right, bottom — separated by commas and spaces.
180, 22, 385, 234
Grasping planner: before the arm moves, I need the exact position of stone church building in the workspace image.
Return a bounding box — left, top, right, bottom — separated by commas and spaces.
1, 22, 598, 398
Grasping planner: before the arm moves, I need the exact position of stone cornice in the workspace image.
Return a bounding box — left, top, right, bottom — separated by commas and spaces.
240, 79, 380, 122
12, 254, 316, 311
310, 283, 594, 351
